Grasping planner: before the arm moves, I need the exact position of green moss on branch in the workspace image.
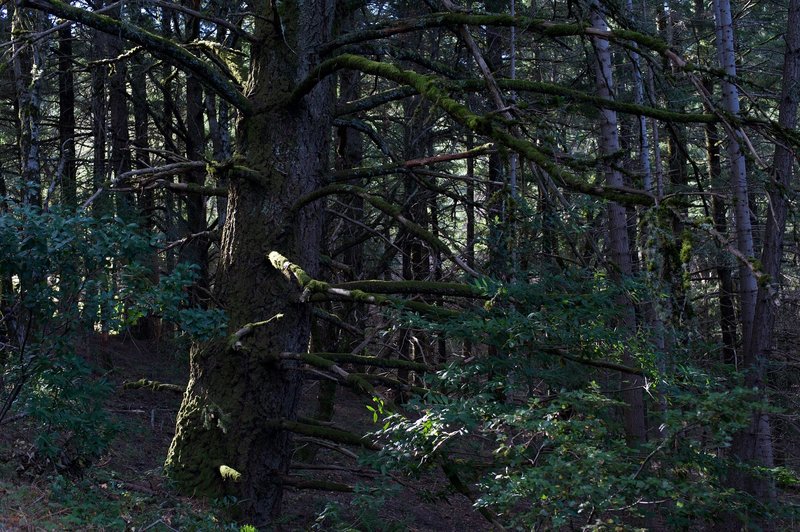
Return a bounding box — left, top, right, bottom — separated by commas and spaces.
123, 379, 185, 394
268, 420, 380, 450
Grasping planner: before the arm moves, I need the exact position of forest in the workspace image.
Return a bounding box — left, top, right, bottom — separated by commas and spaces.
0, 0, 799, 529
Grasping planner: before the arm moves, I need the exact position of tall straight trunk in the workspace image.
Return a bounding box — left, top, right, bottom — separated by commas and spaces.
57, 24, 77, 210
712, 0, 757, 351
731, 0, 800, 508
11, 5, 44, 206
179, 10, 209, 303
165, 0, 337, 524
85, 0, 109, 329
129, 22, 160, 341
703, 82, 738, 365
590, 3, 646, 444
309, 17, 365, 435
107, 3, 131, 215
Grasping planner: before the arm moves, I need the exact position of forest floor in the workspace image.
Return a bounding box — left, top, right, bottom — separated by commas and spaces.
0, 336, 487, 531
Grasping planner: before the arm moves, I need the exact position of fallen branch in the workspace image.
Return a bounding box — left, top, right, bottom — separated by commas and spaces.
122, 379, 184, 394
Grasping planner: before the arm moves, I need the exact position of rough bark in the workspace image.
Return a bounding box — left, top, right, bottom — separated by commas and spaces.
164, 1, 337, 525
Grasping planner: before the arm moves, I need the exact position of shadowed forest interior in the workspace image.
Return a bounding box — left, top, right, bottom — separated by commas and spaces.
1, 0, 800, 529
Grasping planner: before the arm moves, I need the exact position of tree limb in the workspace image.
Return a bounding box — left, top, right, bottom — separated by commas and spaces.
19, 0, 252, 114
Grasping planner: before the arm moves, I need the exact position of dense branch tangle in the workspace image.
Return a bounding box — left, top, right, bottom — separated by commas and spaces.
7, 0, 800, 528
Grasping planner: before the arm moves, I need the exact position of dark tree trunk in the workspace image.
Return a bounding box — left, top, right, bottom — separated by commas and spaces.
57, 24, 77, 210
11, 4, 44, 206
165, 1, 337, 525
179, 10, 209, 304
107, 4, 131, 215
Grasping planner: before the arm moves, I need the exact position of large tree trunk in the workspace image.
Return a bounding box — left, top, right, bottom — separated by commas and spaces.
164, 0, 336, 525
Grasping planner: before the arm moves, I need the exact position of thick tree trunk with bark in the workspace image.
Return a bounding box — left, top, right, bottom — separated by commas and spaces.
713, 0, 758, 350
164, 1, 336, 525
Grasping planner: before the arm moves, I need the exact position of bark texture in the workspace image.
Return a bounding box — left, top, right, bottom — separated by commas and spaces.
164, 1, 336, 525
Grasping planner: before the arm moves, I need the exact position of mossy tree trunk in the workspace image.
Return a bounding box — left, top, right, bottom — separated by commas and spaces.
164, 0, 336, 525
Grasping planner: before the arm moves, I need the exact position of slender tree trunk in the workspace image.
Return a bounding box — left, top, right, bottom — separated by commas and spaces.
165, 1, 337, 524
703, 83, 738, 365
590, 2, 646, 444
179, 10, 210, 304
11, 4, 44, 206
129, 25, 160, 341
107, 3, 131, 217
57, 24, 77, 210
713, 0, 758, 351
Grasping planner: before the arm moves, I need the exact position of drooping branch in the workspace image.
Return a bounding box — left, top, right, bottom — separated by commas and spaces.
336, 86, 417, 116
331, 280, 488, 299
321, 11, 688, 71
268, 251, 460, 319
329, 143, 494, 182
19, 0, 252, 114
145, 0, 256, 43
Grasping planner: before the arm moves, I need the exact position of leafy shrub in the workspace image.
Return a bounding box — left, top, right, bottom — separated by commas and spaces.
0, 199, 225, 468
373, 268, 794, 529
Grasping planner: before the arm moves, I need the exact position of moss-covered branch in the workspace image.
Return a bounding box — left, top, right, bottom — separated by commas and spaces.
123, 379, 185, 394
267, 419, 380, 450
331, 280, 488, 299
458, 79, 715, 124
292, 55, 655, 207
21, 0, 252, 114
268, 251, 315, 288
228, 314, 285, 351
321, 12, 683, 68
269, 251, 462, 318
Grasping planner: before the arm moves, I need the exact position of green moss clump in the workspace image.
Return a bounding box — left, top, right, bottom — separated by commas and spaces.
219, 465, 242, 482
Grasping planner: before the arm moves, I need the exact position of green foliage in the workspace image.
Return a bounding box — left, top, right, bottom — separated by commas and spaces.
120, 261, 228, 342
0, 199, 226, 468
373, 267, 796, 529
312, 483, 405, 532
